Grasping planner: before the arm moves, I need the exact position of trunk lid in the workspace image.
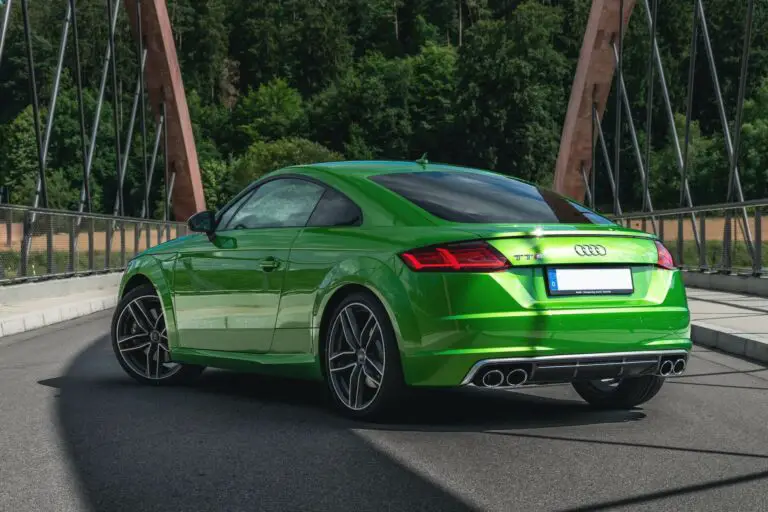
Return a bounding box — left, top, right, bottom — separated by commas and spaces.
460, 224, 666, 308
474, 224, 658, 267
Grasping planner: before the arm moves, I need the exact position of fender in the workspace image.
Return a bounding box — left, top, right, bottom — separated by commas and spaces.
120, 254, 180, 349
311, 256, 423, 357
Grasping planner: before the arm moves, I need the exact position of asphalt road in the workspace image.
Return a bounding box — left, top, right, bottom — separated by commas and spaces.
1, 312, 768, 512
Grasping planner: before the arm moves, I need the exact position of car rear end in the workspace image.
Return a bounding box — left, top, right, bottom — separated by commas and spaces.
368, 167, 691, 389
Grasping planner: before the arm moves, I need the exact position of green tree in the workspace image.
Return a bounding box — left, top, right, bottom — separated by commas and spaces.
455, 1, 570, 182
199, 157, 236, 210
232, 79, 307, 152
311, 52, 412, 160
409, 43, 458, 159
227, 0, 352, 95
227, 138, 343, 196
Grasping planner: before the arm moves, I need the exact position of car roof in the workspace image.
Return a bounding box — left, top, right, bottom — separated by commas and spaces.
289, 160, 519, 181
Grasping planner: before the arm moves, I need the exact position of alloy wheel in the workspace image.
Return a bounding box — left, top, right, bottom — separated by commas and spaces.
115, 295, 181, 380
327, 302, 386, 411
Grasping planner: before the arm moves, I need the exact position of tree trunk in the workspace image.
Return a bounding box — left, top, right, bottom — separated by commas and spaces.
393, 1, 399, 40
458, 0, 462, 46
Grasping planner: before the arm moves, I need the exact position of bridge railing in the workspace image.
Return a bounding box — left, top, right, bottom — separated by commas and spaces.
0, 204, 187, 284
612, 199, 768, 276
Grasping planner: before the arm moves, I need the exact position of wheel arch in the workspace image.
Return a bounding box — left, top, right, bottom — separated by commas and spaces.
121, 273, 156, 298
313, 260, 422, 361
317, 283, 391, 357
119, 255, 179, 349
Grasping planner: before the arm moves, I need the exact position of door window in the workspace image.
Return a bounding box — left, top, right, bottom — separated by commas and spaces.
215, 189, 256, 229
220, 178, 325, 230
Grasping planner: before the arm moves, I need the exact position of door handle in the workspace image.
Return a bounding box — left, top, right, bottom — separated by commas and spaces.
260, 257, 281, 272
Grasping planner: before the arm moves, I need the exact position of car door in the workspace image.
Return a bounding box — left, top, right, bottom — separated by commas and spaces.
173, 177, 326, 353
270, 186, 364, 354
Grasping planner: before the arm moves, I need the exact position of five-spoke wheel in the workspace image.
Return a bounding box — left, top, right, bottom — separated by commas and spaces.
324, 291, 404, 419
111, 284, 203, 385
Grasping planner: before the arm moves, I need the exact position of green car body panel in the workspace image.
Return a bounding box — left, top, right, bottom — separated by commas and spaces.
118, 161, 692, 387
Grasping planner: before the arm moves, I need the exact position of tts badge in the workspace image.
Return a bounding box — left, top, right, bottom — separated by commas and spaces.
512, 253, 544, 262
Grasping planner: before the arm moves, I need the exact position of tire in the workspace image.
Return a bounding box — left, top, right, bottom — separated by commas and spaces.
111, 283, 204, 386
572, 375, 665, 409
322, 290, 405, 420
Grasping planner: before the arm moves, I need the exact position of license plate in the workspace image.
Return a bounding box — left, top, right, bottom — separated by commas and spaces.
546, 267, 634, 296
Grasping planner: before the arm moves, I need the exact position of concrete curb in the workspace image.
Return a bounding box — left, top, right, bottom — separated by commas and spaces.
691, 321, 768, 364
683, 271, 768, 297
0, 273, 122, 303
0, 294, 117, 337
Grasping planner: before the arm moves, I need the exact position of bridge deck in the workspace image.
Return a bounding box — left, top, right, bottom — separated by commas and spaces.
0, 309, 766, 511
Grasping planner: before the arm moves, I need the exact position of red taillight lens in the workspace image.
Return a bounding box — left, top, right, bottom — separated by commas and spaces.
400, 241, 510, 272
655, 240, 675, 270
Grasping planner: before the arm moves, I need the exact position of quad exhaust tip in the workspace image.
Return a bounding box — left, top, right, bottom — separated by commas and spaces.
506, 368, 528, 387
481, 369, 505, 387
659, 360, 674, 376
659, 358, 686, 377
478, 368, 528, 388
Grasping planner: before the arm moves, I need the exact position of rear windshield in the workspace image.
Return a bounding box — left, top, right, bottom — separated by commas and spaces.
370, 171, 613, 225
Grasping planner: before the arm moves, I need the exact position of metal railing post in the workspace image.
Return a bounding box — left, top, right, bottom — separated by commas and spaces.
105, 220, 112, 270
677, 214, 683, 267
88, 217, 95, 271
699, 212, 707, 271
134, 221, 141, 257
4, 207, 10, 247
120, 221, 126, 266
754, 210, 762, 276
46, 215, 54, 275
658, 218, 664, 243
723, 211, 732, 273
68, 216, 76, 273
20, 212, 30, 277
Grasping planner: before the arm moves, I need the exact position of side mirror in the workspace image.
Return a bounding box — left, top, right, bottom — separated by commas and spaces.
188, 210, 216, 240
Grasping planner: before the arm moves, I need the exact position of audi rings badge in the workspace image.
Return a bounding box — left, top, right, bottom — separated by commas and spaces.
574, 244, 607, 256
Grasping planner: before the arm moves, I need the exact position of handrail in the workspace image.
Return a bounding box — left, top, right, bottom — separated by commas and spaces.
611, 198, 768, 219
0, 203, 185, 226
0, 204, 187, 284
607, 199, 768, 276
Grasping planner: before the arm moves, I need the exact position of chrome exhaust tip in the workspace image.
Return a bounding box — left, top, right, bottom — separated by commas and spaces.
506, 368, 528, 387
481, 369, 505, 387
672, 359, 686, 375
659, 360, 674, 377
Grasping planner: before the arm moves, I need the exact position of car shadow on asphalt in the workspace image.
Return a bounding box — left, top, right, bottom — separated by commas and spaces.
39, 334, 643, 512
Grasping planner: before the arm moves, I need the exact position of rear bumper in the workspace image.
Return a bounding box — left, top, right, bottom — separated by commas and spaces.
398, 305, 691, 386
461, 349, 690, 388
394, 264, 691, 387
401, 339, 692, 387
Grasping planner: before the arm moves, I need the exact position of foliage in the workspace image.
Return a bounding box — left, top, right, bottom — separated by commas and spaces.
227, 138, 343, 195
455, 2, 570, 182
232, 79, 308, 152
3, 0, 768, 216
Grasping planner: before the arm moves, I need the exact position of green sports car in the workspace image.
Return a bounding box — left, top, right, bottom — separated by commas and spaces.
111, 160, 691, 419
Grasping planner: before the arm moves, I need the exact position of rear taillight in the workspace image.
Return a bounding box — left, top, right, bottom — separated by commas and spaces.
400, 241, 510, 272
655, 241, 675, 270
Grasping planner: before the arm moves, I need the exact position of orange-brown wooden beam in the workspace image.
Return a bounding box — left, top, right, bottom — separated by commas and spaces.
554, 0, 636, 202
124, 0, 205, 221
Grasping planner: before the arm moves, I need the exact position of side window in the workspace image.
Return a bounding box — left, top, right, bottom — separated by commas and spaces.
221, 178, 325, 230
215, 190, 255, 230
307, 188, 362, 227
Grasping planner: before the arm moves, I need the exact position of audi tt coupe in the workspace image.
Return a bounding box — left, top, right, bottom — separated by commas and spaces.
111, 160, 691, 419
